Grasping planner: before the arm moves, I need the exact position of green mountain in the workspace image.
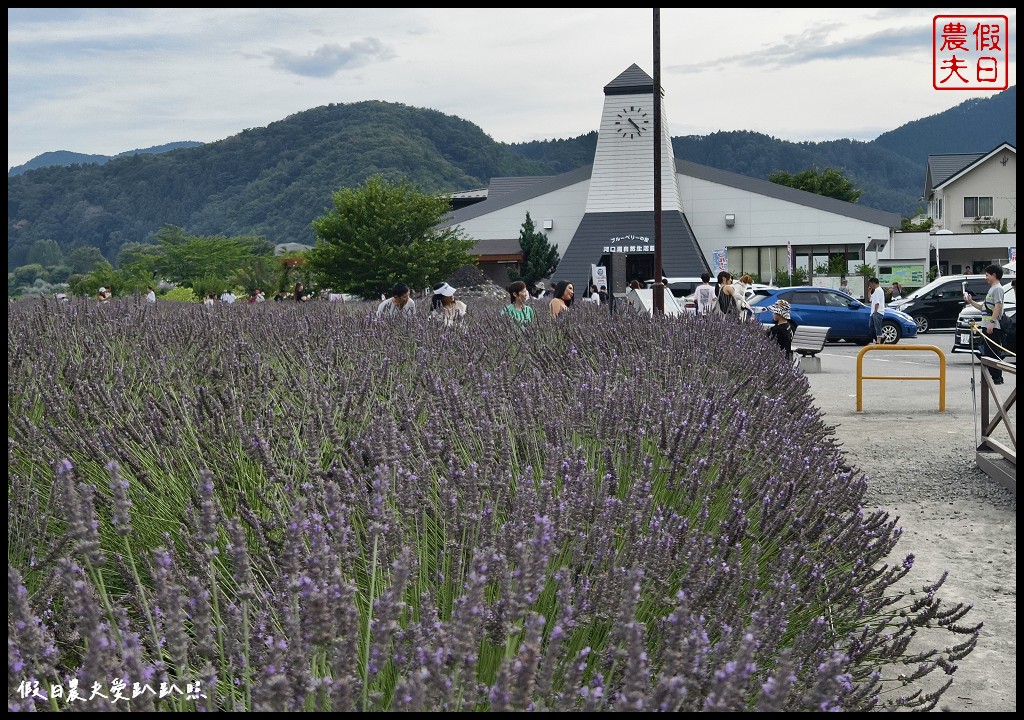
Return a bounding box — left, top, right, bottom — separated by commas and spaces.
7, 88, 1015, 272
7, 141, 205, 177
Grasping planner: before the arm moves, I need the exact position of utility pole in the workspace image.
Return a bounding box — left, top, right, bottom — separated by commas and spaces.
652, 7, 664, 315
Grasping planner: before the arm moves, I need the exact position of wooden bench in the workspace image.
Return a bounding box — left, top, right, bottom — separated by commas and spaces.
791, 325, 830, 372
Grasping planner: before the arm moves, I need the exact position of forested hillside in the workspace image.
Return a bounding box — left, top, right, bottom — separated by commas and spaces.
7, 87, 1015, 271
7, 141, 205, 177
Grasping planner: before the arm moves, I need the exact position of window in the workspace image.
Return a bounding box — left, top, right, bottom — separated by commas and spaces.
936, 198, 942, 220
963, 196, 993, 217
822, 291, 851, 307
784, 291, 823, 306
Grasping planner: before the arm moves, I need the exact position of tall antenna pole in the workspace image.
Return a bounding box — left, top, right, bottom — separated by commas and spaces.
652, 8, 664, 315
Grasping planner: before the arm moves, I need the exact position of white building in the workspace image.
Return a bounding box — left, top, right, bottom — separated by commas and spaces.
443, 64, 900, 292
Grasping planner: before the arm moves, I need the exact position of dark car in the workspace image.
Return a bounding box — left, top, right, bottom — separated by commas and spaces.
889, 275, 994, 334
749, 286, 918, 345
951, 282, 1016, 355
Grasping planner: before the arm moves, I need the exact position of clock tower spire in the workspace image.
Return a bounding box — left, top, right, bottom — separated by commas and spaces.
585, 63, 682, 214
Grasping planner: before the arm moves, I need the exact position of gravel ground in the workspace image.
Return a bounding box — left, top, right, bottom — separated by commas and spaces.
804, 345, 1015, 712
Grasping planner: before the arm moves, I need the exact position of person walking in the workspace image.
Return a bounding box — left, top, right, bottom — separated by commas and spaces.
963, 264, 1006, 385
501, 280, 535, 327
549, 281, 575, 318
429, 282, 467, 327
868, 277, 886, 343
694, 272, 716, 316
377, 282, 416, 318
146, 286, 157, 303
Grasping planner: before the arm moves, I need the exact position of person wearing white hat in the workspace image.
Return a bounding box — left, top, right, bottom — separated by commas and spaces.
97, 287, 111, 303
429, 282, 466, 327
765, 299, 793, 361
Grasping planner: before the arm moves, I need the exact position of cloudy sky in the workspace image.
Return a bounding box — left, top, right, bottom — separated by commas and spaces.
7, 8, 1017, 170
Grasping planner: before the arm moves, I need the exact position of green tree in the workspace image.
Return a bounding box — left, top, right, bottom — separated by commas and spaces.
774, 266, 809, 286
508, 211, 560, 287
306, 175, 475, 298
66, 246, 107, 274
12, 264, 49, 288
117, 242, 163, 270
231, 256, 280, 296
768, 167, 863, 203
153, 227, 273, 290
26, 239, 63, 267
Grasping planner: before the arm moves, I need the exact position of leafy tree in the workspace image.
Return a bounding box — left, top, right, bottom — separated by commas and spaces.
161, 286, 199, 303
231, 256, 280, 296
26, 239, 63, 267
12, 264, 49, 287
768, 167, 863, 203
117, 242, 163, 270
153, 227, 274, 290
773, 266, 809, 286
306, 175, 475, 298
508, 212, 560, 287
66, 246, 107, 274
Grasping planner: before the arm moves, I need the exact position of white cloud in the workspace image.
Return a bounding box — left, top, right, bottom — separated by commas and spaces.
7, 8, 1017, 169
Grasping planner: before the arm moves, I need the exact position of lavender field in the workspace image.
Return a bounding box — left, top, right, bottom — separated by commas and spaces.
8, 296, 979, 711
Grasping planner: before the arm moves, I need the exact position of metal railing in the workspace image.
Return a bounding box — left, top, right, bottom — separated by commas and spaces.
855, 345, 946, 412
975, 356, 1016, 491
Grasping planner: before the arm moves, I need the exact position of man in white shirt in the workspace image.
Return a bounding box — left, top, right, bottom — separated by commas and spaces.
695, 272, 716, 316
146, 286, 156, 303
868, 277, 886, 343
377, 282, 416, 317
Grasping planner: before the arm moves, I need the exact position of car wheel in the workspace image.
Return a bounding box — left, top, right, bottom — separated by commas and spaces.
881, 321, 901, 344
913, 314, 929, 333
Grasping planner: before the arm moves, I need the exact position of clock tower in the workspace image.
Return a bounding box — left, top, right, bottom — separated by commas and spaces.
558, 63, 706, 287
586, 63, 682, 214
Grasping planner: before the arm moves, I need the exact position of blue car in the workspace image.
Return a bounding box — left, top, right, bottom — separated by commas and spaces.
748, 286, 918, 345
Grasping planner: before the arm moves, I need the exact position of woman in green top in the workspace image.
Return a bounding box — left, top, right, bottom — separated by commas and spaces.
501, 280, 535, 326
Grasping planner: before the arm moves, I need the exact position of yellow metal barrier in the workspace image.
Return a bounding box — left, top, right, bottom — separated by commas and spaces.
856, 345, 946, 412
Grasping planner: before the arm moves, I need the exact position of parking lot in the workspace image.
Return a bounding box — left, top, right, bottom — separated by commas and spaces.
803, 330, 1016, 713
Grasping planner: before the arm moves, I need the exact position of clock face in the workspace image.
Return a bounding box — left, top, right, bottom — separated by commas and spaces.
616, 106, 650, 139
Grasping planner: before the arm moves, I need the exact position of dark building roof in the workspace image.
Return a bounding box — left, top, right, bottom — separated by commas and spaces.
677, 160, 901, 227
487, 176, 551, 199
924, 142, 1016, 197
445, 161, 899, 229
925, 153, 985, 197
604, 63, 654, 96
